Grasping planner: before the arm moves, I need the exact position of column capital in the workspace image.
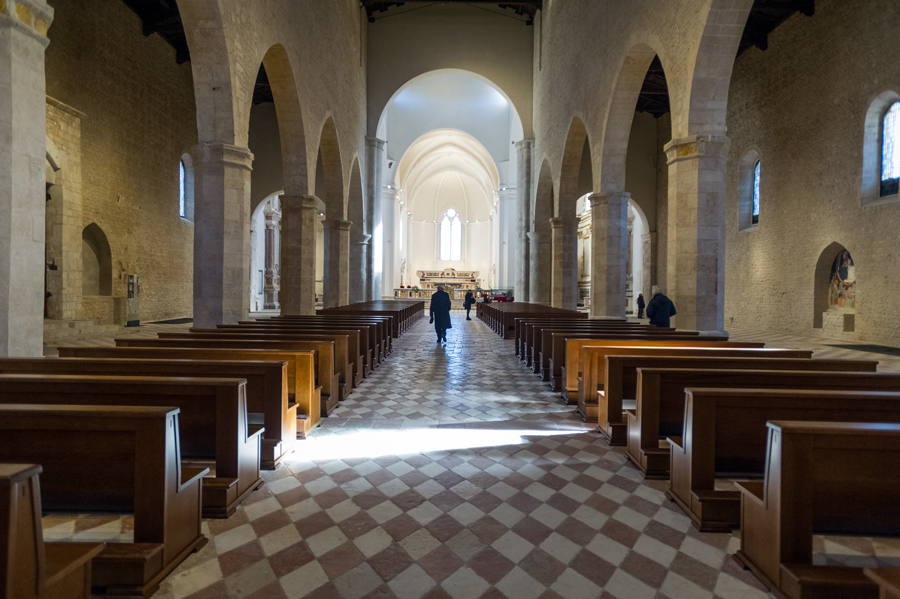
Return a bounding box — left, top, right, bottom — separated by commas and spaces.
588, 191, 630, 208
549, 216, 580, 229
0, 0, 54, 47
663, 134, 730, 165
514, 139, 535, 151
365, 136, 386, 150
324, 219, 353, 231
192, 143, 254, 171
357, 234, 372, 245
526, 231, 545, 242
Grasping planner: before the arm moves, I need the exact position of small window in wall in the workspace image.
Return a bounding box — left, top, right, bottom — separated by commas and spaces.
179, 153, 195, 221
752, 161, 760, 224
738, 149, 760, 231
179, 161, 186, 217
882, 102, 900, 196
440, 208, 462, 261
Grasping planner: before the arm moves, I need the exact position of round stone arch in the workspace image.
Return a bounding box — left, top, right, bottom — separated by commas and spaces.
813, 242, 857, 332
347, 157, 368, 303
558, 117, 590, 218
82, 223, 112, 297
529, 159, 554, 304
316, 116, 344, 219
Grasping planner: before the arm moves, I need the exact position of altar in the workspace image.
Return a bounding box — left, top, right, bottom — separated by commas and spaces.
416, 268, 480, 290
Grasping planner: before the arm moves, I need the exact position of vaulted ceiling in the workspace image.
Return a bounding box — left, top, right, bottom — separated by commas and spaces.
121, 0, 815, 112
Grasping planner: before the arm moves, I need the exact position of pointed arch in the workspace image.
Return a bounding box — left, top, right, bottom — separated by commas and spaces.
260, 44, 308, 197
558, 117, 590, 217
317, 117, 344, 218
598, 43, 666, 194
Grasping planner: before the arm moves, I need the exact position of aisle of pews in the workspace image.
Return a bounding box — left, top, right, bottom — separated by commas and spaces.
480, 301, 900, 599
0, 300, 423, 599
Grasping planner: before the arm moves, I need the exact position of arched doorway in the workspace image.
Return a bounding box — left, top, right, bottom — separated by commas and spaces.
814, 242, 857, 334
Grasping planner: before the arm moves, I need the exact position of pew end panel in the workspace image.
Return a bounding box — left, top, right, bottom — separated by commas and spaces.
734, 421, 900, 599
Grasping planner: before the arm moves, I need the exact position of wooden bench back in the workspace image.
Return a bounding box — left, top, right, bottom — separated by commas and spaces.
566, 340, 765, 393
56, 347, 318, 423
114, 338, 336, 401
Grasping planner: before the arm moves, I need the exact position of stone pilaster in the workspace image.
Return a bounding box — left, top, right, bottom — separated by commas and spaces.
365, 137, 385, 301
664, 135, 730, 333
528, 231, 551, 304
589, 192, 629, 319
0, 1, 53, 356
642, 231, 656, 302
350, 233, 371, 304
515, 139, 534, 302
381, 187, 397, 298
550, 217, 579, 310
323, 219, 351, 308
263, 203, 280, 310
280, 194, 319, 315
192, 143, 253, 327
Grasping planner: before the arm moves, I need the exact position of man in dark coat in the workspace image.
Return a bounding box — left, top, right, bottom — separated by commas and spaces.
636, 293, 645, 319
430, 285, 452, 343
646, 289, 676, 328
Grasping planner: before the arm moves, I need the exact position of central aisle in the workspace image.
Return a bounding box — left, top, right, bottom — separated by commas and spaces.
156, 313, 775, 599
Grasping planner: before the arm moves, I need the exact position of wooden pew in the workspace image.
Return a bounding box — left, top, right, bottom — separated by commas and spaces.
193, 326, 366, 387
566, 340, 766, 406
600, 352, 833, 441
0, 357, 295, 470
1, 463, 104, 599
520, 321, 656, 367
579, 346, 813, 421
734, 421, 900, 599
254, 315, 393, 359
0, 406, 208, 598
113, 337, 340, 414
865, 569, 900, 599
57, 346, 321, 433
0, 374, 262, 518
158, 331, 354, 401
628, 369, 900, 479
514, 317, 641, 357
479, 302, 584, 338
239, 317, 388, 368
668, 388, 900, 532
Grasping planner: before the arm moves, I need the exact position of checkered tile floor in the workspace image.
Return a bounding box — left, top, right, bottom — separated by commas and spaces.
41, 314, 900, 598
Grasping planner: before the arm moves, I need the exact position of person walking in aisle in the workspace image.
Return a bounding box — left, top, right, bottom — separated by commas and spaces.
430, 285, 452, 343
636, 293, 645, 318
646, 287, 677, 328
464, 290, 475, 320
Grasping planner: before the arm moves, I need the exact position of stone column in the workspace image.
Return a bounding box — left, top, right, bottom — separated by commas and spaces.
642, 231, 656, 301
550, 217, 579, 310
192, 143, 253, 327
515, 139, 534, 302
528, 231, 551, 304
0, 2, 53, 356
381, 188, 399, 298
664, 135, 730, 333
263, 204, 280, 310
280, 194, 318, 315
588, 193, 628, 319
365, 137, 385, 301
350, 233, 370, 304
323, 220, 351, 308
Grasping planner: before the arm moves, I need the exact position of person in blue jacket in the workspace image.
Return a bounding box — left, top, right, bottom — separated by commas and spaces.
430, 285, 452, 343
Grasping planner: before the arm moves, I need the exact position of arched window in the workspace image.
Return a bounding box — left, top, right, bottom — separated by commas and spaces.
179, 160, 186, 217
752, 161, 760, 224
882, 102, 900, 196
440, 208, 462, 261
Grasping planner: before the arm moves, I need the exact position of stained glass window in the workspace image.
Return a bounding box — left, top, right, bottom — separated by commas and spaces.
752, 161, 760, 225
882, 102, 900, 196
440, 208, 461, 261
179, 161, 186, 218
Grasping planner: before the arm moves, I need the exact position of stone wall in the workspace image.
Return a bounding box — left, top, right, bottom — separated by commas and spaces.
724, 0, 900, 345
45, 0, 197, 323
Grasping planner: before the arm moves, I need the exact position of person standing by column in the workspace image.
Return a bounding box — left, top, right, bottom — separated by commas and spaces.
430, 285, 452, 343
464, 290, 475, 320
636, 293, 645, 319
646, 287, 677, 328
